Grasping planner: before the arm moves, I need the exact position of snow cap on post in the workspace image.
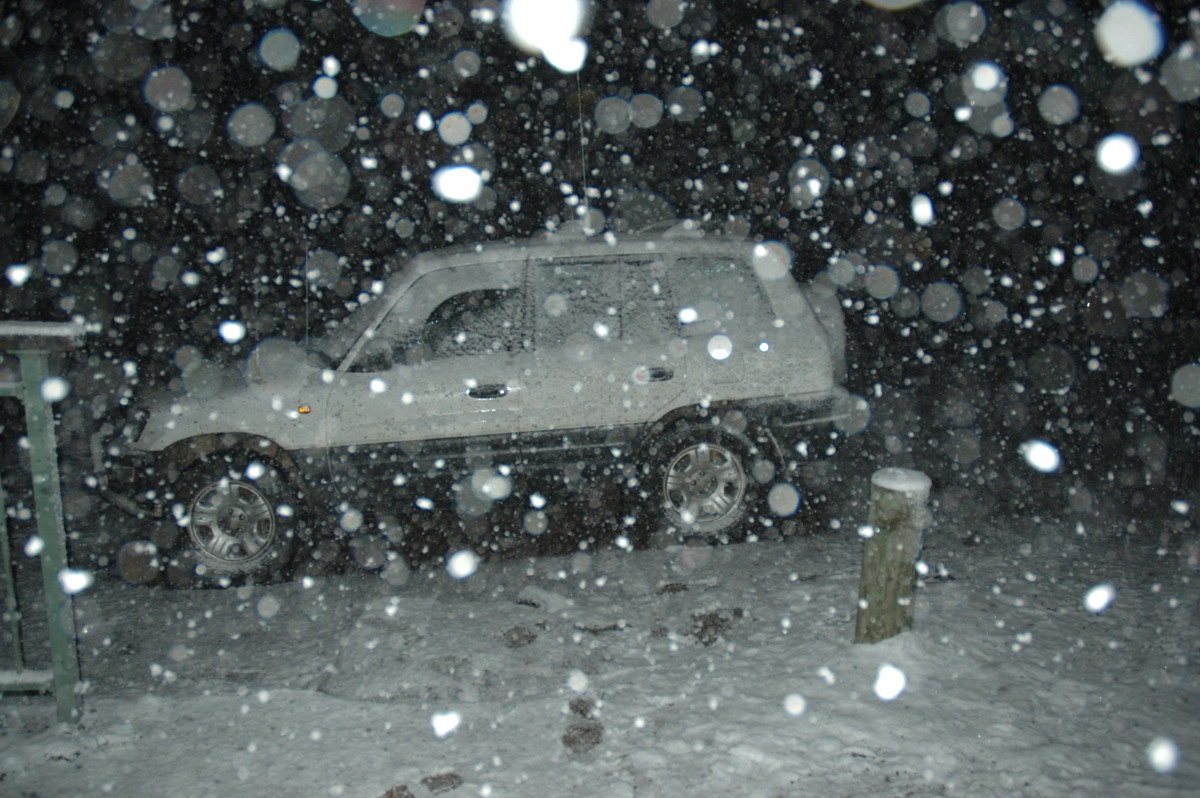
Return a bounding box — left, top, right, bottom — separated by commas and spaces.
870, 467, 932, 504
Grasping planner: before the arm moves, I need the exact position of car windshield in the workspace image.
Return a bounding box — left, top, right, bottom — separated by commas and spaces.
308, 270, 411, 367
341, 259, 528, 371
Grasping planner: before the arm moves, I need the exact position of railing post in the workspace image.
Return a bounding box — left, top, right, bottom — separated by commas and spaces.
1, 476, 24, 668
854, 467, 932, 644
18, 348, 83, 722
0, 322, 85, 723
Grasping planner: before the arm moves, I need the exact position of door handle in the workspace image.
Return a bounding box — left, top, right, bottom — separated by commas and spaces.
634, 365, 674, 383
646, 367, 673, 382
466, 384, 508, 399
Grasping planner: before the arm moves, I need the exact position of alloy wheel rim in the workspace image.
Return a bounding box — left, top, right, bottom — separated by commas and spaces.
663, 442, 747, 526
188, 478, 276, 565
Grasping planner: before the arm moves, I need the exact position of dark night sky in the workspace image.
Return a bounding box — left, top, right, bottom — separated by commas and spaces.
2, 0, 1198, 521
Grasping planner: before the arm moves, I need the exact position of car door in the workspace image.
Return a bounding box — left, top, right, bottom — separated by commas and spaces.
320, 261, 531, 450
528, 256, 684, 438
669, 254, 777, 397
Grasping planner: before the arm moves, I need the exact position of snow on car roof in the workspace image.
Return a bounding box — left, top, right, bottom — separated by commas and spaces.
318, 228, 754, 366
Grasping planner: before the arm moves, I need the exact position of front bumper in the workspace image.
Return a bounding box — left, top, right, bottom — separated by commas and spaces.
89, 427, 163, 519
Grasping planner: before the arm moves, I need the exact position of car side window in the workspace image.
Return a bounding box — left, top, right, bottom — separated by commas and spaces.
668, 256, 769, 327
420, 288, 525, 358
344, 261, 526, 371
618, 261, 676, 341
534, 262, 617, 347
532, 259, 678, 349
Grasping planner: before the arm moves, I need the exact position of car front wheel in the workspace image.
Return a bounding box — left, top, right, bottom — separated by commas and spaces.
172, 452, 300, 582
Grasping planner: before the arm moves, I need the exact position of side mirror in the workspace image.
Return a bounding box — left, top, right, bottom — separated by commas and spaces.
346, 338, 394, 372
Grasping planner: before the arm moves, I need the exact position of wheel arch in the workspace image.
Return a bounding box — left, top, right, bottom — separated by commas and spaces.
157, 433, 306, 490
635, 402, 787, 467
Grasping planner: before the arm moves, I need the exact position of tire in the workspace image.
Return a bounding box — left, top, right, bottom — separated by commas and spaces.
642, 420, 772, 540
170, 451, 301, 583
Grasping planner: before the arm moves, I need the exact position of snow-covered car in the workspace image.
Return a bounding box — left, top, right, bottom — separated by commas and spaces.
95, 225, 848, 581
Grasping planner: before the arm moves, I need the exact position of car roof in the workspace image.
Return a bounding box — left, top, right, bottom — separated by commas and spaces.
402, 228, 752, 281
319, 227, 754, 365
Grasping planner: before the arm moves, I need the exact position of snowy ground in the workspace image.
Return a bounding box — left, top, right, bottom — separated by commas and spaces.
2, 511, 1198, 798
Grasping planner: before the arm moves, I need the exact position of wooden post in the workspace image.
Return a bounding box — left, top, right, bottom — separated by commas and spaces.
854, 467, 931, 644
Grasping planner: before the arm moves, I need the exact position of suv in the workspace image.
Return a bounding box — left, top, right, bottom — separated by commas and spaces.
96, 225, 847, 582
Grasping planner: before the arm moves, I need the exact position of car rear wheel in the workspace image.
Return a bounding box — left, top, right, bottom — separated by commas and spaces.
642, 420, 769, 540
171, 452, 300, 583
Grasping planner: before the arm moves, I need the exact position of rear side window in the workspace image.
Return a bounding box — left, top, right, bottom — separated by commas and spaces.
532, 259, 676, 347
668, 256, 770, 326
616, 261, 675, 340
535, 262, 615, 346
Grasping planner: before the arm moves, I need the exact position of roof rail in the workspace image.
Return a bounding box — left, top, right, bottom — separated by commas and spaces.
636, 218, 705, 237
533, 219, 601, 240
